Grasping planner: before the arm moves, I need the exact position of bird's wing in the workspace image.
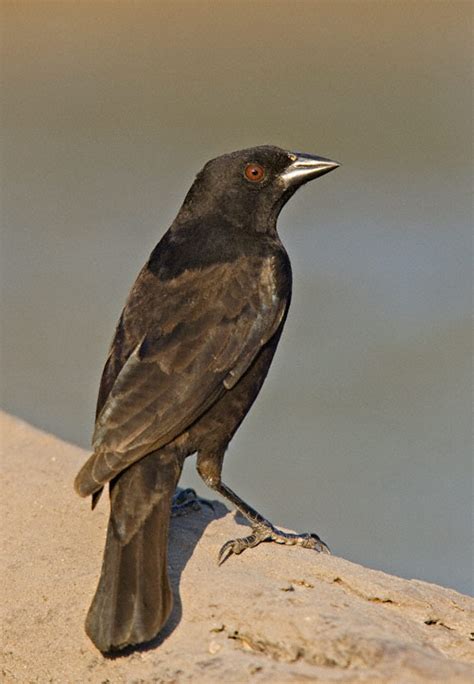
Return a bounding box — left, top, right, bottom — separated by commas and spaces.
79, 254, 288, 493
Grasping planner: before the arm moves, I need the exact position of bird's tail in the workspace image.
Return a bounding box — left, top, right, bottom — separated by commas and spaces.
84, 449, 181, 652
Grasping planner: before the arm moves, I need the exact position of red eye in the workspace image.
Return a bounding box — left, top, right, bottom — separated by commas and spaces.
244, 163, 266, 183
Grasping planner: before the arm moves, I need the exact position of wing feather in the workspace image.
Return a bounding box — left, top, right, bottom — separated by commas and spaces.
77, 253, 289, 495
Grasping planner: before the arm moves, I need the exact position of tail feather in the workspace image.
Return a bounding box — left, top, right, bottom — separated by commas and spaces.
82, 448, 181, 652
85, 496, 173, 652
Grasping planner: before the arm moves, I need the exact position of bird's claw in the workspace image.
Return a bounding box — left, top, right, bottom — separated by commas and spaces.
290, 532, 330, 554
171, 487, 214, 517
217, 525, 330, 564
218, 532, 260, 565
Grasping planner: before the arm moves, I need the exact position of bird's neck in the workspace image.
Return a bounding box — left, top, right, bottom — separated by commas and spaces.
177, 183, 281, 236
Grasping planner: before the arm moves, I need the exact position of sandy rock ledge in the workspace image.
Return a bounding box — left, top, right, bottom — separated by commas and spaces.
1, 412, 473, 683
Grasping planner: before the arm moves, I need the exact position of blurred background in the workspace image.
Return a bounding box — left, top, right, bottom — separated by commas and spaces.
1, 1, 472, 594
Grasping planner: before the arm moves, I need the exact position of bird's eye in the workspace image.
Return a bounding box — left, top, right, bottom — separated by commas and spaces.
244, 163, 266, 183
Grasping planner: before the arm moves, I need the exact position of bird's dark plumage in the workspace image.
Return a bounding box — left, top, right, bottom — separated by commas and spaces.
74, 145, 339, 652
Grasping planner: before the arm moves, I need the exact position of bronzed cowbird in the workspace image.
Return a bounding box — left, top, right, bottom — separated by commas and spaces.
75, 145, 339, 652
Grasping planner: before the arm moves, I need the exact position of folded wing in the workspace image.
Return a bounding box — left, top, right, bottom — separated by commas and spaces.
75, 255, 287, 497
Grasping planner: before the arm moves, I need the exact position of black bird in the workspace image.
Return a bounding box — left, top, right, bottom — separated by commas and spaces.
74, 145, 339, 653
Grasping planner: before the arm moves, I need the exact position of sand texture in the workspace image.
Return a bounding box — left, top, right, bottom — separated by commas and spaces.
1, 412, 473, 683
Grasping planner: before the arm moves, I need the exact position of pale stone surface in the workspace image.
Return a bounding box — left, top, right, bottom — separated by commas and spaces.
1, 412, 473, 683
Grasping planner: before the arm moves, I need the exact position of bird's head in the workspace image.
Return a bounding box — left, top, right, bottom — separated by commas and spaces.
179, 145, 339, 232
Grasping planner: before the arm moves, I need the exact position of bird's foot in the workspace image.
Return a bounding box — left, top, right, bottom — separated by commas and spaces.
218, 521, 330, 565
171, 487, 214, 517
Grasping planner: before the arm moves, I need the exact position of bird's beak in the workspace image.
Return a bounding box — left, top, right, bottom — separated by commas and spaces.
280, 152, 340, 187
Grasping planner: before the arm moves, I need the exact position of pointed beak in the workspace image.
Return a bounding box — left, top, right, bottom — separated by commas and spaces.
280, 152, 340, 187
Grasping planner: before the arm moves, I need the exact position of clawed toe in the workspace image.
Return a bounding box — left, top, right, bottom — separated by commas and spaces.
270, 529, 331, 553
218, 540, 237, 565
171, 487, 214, 517
218, 533, 258, 565
217, 524, 331, 565
303, 533, 331, 554
217, 524, 329, 565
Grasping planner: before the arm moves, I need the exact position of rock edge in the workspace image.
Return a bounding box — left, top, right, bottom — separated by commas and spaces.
1, 412, 473, 683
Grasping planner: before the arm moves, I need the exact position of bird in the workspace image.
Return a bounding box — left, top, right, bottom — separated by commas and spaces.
74, 145, 339, 653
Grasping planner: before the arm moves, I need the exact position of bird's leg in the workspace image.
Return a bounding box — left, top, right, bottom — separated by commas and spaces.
214, 481, 330, 564
196, 452, 330, 564
171, 487, 214, 517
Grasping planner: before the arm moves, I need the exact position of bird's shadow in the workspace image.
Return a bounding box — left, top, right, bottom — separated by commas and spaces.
104, 491, 232, 659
